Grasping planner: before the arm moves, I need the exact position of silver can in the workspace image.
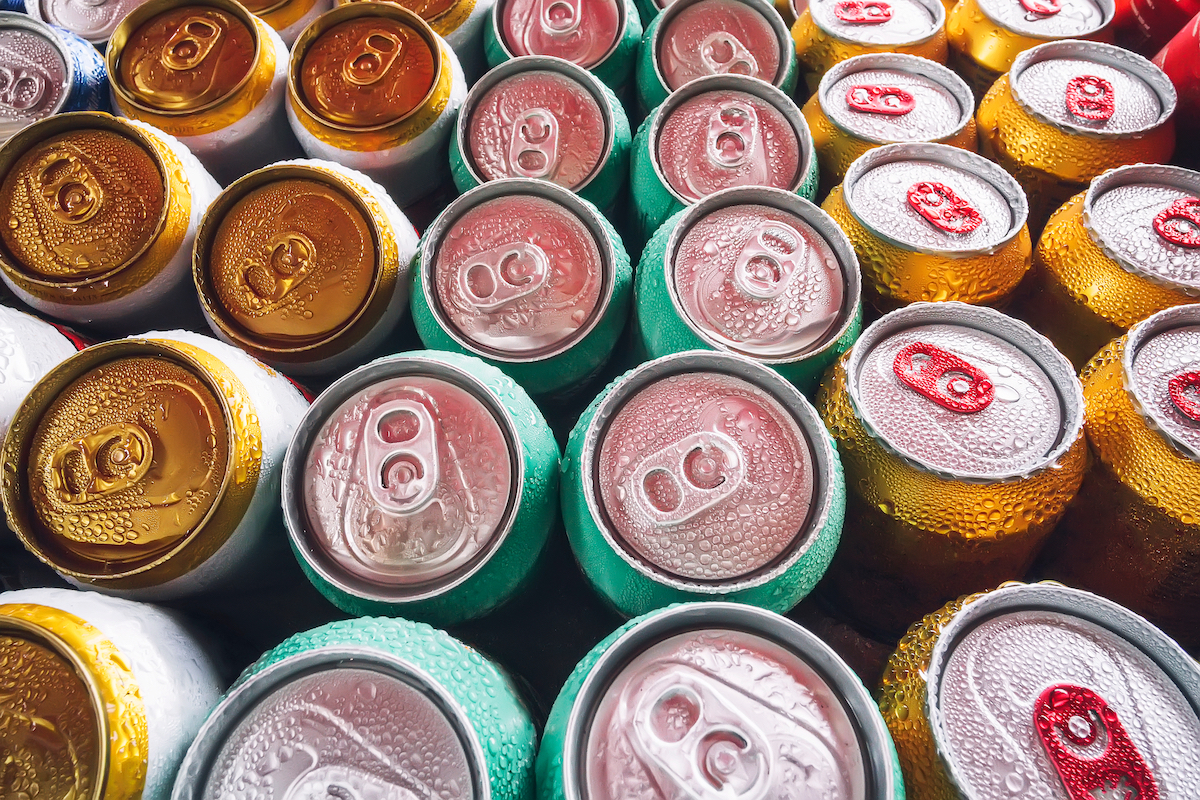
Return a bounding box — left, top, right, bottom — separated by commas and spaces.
25, 0, 147, 46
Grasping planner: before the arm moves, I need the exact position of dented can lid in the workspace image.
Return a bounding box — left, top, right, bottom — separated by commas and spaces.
975, 0, 1112, 39
0, 15, 71, 141
1124, 305, 1200, 462
497, 0, 625, 69
654, 0, 788, 92
807, 0, 944, 46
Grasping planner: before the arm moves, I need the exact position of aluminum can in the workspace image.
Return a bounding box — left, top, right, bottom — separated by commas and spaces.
803, 52, 976, 194
878, 581, 1200, 800
0, 587, 224, 800
412, 178, 632, 398
1114, 0, 1198, 53
635, 186, 863, 393
1037, 306, 1200, 650
193, 158, 419, 376
172, 616, 536, 800
0, 112, 221, 332
1015, 164, 1200, 369
978, 40, 1177, 232
823, 142, 1032, 309
247, 0, 331, 46
816, 302, 1086, 639
635, 0, 798, 113
631, 74, 818, 246
537, 602, 904, 800
0, 329, 308, 600
0, 305, 85, 441
562, 350, 846, 617
1153, 11, 1200, 137
25, 0, 146, 45
0, 0, 21, 10
791, 0, 948, 96
450, 56, 631, 212
288, 3, 467, 208
335, 0, 496, 81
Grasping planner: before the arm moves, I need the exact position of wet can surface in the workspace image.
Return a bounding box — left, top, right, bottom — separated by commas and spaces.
1015, 163, 1200, 369
537, 602, 904, 800
336, 0, 496, 81
636, 186, 863, 393
107, 0, 301, 186
0, 587, 224, 800
1114, 0, 1198, 54
1153, 12, 1200, 137
816, 302, 1086, 639
0, 330, 308, 600
878, 581, 1200, 800
244, 0, 331, 46
0, 306, 85, 442
562, 351, 846, 618
171, 616, 536, 800
25, 0, 147, 45
193, 158, 419, 376
978, 40, 1177, 233
450, 56, 631, 212
823, 142, 1032, 309
282, 350, 560, 625
412, 178, 631, 398
0, 112, 221, 333
287, 3, 468, 208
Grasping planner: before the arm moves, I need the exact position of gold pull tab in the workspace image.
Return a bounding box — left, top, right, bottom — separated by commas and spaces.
161, 16, 223, 71
342, 31, 404, 87
50, 423, 154, 505
34, 150, 104, 225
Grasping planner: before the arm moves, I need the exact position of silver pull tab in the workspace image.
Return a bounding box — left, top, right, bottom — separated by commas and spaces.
508, 108, 560, 179
631, 431, 745, 527
699, 32, 759, 77
706, 102, 759, 169
363, 399, 439, 515
458, 242, 550, 312
732, 221, 806, 300
0, 64, 48, 112
539, 0, 582, 35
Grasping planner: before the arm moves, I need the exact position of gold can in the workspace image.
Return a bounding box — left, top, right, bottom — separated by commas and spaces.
333, 0, 493, 80
977, 40, 1177, 233
245, 0, 332, 45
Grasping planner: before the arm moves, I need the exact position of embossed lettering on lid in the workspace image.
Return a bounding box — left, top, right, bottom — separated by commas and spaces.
656, 0, 782, 91
0, 23, 67, 139
822, 57, 972, 145
35, 0, 146, 42
808, 0, 940, 45
499, 0, 623, 68
975, 0, 1107, 37
1126, 310, 1200, 460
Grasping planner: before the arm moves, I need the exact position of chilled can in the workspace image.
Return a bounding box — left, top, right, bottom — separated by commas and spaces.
0, 305, 85, 442
246, 0, 332, 46
816, 302, 1086, 639
0, 112, 221, 332
803, 52, 976, 194
412, 178, 631, 398
1114, 0, 1198, 53
635, 0, 798, 113
978, 40, 1177, 232
878, 581, 1200, 800
562, 350, 845, 618
172, 616, 536, 800
193, 158, 419, 376
631, 74, 818, 246
450, 55, 631, 212
636, 186, 863, 393
0, 587, 224, 800
1015, 163, 1200, 369
537, 602, 904, 800
335, 0, 495, 81
25, 0, 146, 46
1153, 10, 1200, 137
1, 329, 308, 600
288, 3, 467, 208
823, 142, 1032, 309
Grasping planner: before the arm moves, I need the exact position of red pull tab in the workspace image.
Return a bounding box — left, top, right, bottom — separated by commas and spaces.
1034, 685, 1160, 800
892, 342, 995, 413
1019, 0, 1061, 14
906, 182, 983, 234
46, 320, 92, 351
1065, 75, 1115, 122
846, 85, 915, 116
1153, 198, 1200, 248
1169, 371, 1200, 422
833, 0, 892, 22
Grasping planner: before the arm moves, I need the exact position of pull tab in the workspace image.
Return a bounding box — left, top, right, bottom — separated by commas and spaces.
1065, 75, 1115, 122
241, 232, 315, 305
51, 423, 154, 504
846, 85, 915, 116
539, 0, 582, 36
833, 0, 893, 23
161, 16, 223, 71
1169, 371, 1200, 422
1034, 685, 1160, 800
0, 65, 48, 112
459, 242, 550, 312
1019, 0, 1061, 13
1152, 198, 1200, 248
706, 102, 759, 169
698, 32, 759, 77
631, 431, 745, 527
732, 221, 807, 300
342, 31, 403, 86
363, 399, 439, 515
906, 181, 983, 234
35, 151, 104, 225
892, 342, 995, 413
508, 108, 560, 179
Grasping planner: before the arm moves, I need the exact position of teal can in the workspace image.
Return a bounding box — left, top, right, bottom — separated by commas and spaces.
562, 350, 845, 618
171, 617, 538, 800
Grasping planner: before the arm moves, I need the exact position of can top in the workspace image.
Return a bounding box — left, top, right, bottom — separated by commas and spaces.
30, 0, 146, 43
496, 0, 625, 69
653, 0, 789, 93
845, 302, 1083, 481
976, 0, 1112, 39
818, 53, 974, 146
925, 583, 1200, 800
808, 0, 944, 46
0, 14, 71, 142
339, 0, 465, 30
1124, 305, 1200, 463
1009, 40, 1176, 138
841, 142, 1028, 255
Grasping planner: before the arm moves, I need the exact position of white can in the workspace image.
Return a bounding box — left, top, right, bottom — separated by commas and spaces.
249, 0, 333, 46
0, 306, 85, 441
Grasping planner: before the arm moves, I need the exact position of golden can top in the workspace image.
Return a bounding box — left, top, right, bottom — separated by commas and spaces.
338, 0, 462, 25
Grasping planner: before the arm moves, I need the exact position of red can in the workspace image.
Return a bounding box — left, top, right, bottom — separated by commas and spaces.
1118, 0, 1200, 54
1154, 10, 1200, 135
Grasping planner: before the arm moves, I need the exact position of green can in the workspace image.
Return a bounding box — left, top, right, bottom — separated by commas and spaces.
412, 178, 632, 398
536, 601, 905, 800
636, 185, 862, 394
631, 74, 818, 246
281, 350, 560, 625
562, 350, 845, 618
171, 617, 537, 800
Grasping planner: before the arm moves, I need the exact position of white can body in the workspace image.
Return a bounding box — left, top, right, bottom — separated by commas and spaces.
0, 307, 80, 440
444, 0, 495, 82
274, 0, 333, 46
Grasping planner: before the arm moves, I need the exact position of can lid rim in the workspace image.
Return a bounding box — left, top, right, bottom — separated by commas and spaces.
808, 0, 946, 47
488, 0, 631, 70
0, 12, 77, 124
29, 0, 133, 43
972, 0, 1114, 38
1122, 304, 1200, 462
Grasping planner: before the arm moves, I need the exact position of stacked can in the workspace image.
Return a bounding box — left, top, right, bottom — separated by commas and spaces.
562, 351, 846, 618
823, 143, 1032, 309
0, 112, 221, 332
25, 0, 146, 47
450, 56, 631, 212
538, 602, 905, 800
337, 0, 495, 80
878, 581, 1200, 800
0, 306, 85, 441
172, 616, 536, 800
1015, 163, 1200, 369
244, 0, 332, 46
1153, 10, 1200, 137
816, 302, 1086, 639
1, 330, 308, 600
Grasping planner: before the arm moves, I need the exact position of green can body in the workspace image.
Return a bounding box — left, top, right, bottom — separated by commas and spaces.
633, 0, 662, 25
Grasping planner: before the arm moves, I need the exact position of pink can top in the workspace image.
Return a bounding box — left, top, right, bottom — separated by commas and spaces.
499, 0, 623, 68
33, 0, 147, 42
0, 25, 65, 141
656, 0, 782, 91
